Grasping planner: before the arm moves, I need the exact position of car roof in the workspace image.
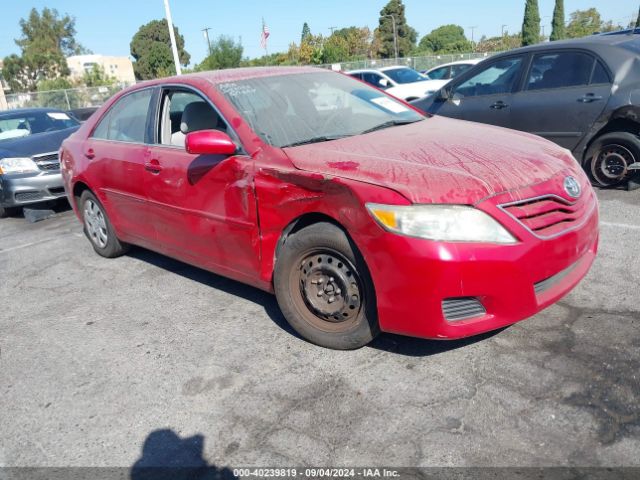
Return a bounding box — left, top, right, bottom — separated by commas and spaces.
379, 65, 415, 71
0, 107, 65, 117
426, 58, 483, 70
137, 66, 323, 88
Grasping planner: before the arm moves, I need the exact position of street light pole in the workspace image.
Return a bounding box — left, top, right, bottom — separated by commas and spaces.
163, 0, 182, 75
383, 14, 398, 62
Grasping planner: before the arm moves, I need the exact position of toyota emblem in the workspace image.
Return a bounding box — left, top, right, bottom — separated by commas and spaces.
564, 176, 581, 199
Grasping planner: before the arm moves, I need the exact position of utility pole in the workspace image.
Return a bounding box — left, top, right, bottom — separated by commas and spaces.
202, 27, 213, 56
163, 0, 182, 75
329, 26, 337, 35
383, 14, 398, 62
501, 24, 508, 36
468, 26, 478, 43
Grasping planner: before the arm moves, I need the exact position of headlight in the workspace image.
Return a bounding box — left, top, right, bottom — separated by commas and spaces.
366, 203, 517, 244
0, 157, 40, 174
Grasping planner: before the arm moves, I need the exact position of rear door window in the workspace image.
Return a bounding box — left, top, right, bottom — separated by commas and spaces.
590, 60, 611, 85
92, 89, 153, 143
526, 52, 595, 91
427, 66, 450, 80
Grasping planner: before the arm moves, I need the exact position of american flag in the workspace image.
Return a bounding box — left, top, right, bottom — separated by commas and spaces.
260, 18, 270, 50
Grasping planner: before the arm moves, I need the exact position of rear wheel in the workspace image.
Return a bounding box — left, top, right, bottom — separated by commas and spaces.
274, 222, 379, 350
585, 132, 640, 187
80, 190, 129, 258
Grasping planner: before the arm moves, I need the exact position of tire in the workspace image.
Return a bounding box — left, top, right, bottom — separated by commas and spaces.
584, 132, 640, 188
0, 206, 20, 218
80, 190, 129, 258
274, 222, 379, 350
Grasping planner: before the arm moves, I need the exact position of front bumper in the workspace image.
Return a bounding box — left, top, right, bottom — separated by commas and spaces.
0, 171, 66, 207
363, 175, 599, 340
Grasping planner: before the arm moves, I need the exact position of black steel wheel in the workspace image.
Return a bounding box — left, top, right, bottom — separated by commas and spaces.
586, 132, 640, 188
274, 222, 379, 350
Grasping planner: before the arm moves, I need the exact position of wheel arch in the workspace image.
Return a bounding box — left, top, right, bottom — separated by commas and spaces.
72, 180, 93, 211
583, 109, 640, 164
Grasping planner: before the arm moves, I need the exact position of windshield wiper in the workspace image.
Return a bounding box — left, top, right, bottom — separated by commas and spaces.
360, 118, 422, 135
281, 135, 350, 148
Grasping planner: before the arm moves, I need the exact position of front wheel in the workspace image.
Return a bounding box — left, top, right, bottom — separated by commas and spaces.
0, 206, 20, 218
274, 222, 379, 350
80, 190, 129, 258
585, 132, 640, 188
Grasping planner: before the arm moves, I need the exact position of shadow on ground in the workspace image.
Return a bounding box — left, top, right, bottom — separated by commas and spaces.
129, 247, 503, 358
131, 429, 237, 480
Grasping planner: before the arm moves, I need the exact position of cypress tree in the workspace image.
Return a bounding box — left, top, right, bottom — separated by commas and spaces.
550, 0, 565, 41
522, 0, 541, 46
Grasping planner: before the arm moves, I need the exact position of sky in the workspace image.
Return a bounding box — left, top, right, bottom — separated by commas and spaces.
0, 0, 636, 65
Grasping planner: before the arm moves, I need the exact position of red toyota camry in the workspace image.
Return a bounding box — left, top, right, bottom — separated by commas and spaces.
60, 67, 599, 350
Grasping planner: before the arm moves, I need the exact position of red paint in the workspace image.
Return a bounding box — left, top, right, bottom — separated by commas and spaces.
61, 67, 599, 341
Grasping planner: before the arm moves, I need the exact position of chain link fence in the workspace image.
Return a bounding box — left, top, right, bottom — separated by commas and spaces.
1, 52, 498, 111
2, 83, 132, 111
320, 52, 497, 72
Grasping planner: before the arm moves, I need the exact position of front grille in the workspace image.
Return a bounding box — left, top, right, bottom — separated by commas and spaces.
442, 297, 486, 321
48, 187, 65, 196
499, 191, 593, 239
32, 152, 60, 171
15, 191, 43, 202
534, 261, 580, 295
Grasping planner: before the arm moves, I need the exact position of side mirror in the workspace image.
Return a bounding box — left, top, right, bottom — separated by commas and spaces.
185, 130, 237, 156
378, 78, 390, 89
438, 87, 451, 101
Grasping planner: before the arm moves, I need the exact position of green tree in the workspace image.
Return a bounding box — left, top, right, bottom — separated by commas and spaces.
476, 33, 522, 53
2, 7, 84, 92
82, 64, 115, 87
565, 9, 604, 38
550, 0, 566, 41
301, 22, 312, 43
636, 6, 640, 28
418, 25, 472, 54
331, 27, 373, 58
522, 0, 541, 46
130, 19, 190, 80
196, 36, 243, 71
376, 0, 417, 58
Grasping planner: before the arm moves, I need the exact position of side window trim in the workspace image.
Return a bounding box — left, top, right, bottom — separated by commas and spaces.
153, 83, 246, 154
89, 86, 156, 145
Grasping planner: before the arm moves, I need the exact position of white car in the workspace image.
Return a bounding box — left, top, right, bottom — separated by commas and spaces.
346, 66, 448, 102
422, 58, 484, 82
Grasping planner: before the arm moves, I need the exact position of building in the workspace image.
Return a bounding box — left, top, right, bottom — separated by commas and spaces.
66, 55, 136, 84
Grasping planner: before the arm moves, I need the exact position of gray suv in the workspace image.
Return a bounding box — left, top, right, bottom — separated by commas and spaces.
0, 108, 79, 217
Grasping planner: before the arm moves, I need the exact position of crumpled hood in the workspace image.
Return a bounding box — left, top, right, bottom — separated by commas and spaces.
284, 116, 577, 204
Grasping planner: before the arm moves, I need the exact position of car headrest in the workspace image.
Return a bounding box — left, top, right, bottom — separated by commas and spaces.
180, 102, 220, 134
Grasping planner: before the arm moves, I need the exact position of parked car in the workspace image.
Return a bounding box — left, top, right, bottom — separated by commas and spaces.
68, 106, 99, 123
411, 34, 640, 188
422, 58, 483, 81
0, 108, 80, 217
61, 67, 598, 350
347, 66, 448, 101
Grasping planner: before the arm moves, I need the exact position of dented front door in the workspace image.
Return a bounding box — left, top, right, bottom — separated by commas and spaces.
143, 145, 261, 278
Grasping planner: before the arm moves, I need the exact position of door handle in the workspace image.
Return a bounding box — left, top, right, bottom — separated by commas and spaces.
490, 101, 509, 110
145, 160, 163, 173
84, 148, 95, 159
578, 94, 603, 103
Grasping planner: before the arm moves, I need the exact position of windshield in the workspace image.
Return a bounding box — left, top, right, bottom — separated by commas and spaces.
0, 110, 79, 142
218, 71, 424, 148
382, 67, 427, 84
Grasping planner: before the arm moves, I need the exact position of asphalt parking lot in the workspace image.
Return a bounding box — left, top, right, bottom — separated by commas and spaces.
0, 189, 638, 469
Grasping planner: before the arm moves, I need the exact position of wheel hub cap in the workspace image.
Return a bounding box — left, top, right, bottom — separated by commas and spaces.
299, 252, 362, 323
84, 200, 108, 248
